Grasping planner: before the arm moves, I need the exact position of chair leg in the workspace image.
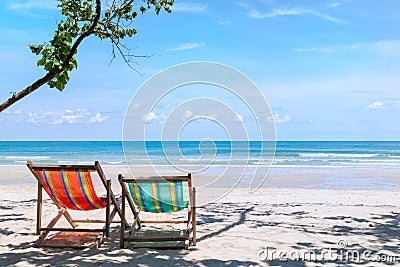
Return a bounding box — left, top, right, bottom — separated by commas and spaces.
120, 187, 126, 249
63, 210, 78, 228
129, 215, 141, 236
34, 207, 66, 247
36, 183, 42, 235
105, 179, 111, 237
192, 188, 197, 246
118, 174, 139, 229
113, 196, 130, 229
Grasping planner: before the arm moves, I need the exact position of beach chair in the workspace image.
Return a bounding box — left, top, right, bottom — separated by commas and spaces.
118, 173, 196, 249
27, 160, 126, 248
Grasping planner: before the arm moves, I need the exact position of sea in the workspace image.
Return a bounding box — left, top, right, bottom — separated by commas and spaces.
1, 141, 400, 168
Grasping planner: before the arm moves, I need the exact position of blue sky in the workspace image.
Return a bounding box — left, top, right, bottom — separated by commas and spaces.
0, 0, 399, 140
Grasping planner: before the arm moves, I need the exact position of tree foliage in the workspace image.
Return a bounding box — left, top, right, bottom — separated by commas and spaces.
0, 0, 173, 112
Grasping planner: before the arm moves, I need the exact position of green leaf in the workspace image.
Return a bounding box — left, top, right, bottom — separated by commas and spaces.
37, 58, 46, 66
28, 0, 174, 95
28, 44, 43, 55
55, 78, 65, 91
65, 32, 72, 42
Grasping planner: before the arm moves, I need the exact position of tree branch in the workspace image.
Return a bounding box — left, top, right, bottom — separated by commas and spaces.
108, 0, 134, 22
0, 0, 102, 113
93, 30, 112, 37
0, 0, 174, 112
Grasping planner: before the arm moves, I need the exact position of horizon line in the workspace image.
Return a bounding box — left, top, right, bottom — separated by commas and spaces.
1, 140, 400, 142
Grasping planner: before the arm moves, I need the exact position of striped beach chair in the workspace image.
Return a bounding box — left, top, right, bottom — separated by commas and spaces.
27, 161, 126, 248
118, 174, 196, 249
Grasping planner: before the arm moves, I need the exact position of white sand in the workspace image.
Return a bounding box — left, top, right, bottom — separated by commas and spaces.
0, 166, 399, 266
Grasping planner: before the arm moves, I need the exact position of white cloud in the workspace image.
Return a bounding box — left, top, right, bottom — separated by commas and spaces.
9, 0, 57, 11
249, 8, 301, 18
217, 20, 234, 26
26, 109, 92, 125
190, 113, 218, 121
367, 101, 386, 109
89, 113, 108, 123
237, 1, 250, 9
374, 40, 400, 56
168, 42, 205, 51
142, 112, 158, 123
27, 111, 44, 124
172, 3, 207, 12
313, 11, 348, 25
235, 114, 244, 122
3, 110, 22, 115
184, 110, 193, 118
328, 2, 340, 8
296, 47, 336, 53
132, 103, 141, 109
248, 8, 348, 24
295, 40, 400, 55
273, 114, 292, 124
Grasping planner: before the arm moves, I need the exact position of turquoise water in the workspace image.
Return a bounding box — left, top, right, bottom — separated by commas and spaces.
1, 141, 400, 167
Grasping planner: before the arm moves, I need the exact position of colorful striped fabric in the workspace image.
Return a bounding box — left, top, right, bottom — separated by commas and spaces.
33, 168, 107, 211
127, 180, 188, 213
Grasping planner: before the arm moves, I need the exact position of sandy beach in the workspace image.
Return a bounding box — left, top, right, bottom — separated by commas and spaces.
0, 166, 399, 266
1, 0, 399, 265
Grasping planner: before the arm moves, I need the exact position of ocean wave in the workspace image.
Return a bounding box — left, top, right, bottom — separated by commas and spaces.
270, 164, 399, 168
298, 153, 379, 158
57, 161, 72, 164
76, 161, 95, 165
106, 161, 124, 165
178, 158, 202, 162
0, 156, 50, 160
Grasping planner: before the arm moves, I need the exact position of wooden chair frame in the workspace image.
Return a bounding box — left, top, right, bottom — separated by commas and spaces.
27, 160, 127, 248
118, 173, 196, 249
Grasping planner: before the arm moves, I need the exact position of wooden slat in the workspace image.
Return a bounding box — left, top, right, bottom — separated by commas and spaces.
37, 243, 98, 249
35, 232, 103, 249
73, 219, 121, 223
141, 220, 187, 224
129, 244, 186, 250
122, 176, 189, 182
30, 164, 97, 171
125, 236, 192, 242
40, 228, 105, 232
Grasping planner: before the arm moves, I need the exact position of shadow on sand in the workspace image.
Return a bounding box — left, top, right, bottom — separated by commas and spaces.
1, 200, 399, 266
